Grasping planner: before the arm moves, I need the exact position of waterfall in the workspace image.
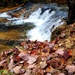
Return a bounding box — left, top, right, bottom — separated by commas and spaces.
26, 8, 65, 41
0, 3, 68, 42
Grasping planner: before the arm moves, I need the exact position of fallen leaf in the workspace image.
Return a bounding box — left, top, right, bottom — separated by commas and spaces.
13, 66, 22, 74
65, 65, 75, 73
27, 56, 37, 64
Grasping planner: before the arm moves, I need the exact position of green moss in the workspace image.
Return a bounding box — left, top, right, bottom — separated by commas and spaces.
51, 35, 57, 41
52, 28, 61, 35
51, 28, 61, 41
0, 69, 13, 75
51, 21, 67, 41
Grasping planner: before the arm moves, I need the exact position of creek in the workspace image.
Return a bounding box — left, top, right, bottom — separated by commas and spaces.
0, 3, 68, 51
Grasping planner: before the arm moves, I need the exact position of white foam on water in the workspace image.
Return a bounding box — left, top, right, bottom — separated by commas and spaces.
25, 8, 65, 41
0, 12, 11, 18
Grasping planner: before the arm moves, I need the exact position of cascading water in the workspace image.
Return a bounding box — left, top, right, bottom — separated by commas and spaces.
0, 3, 68, 42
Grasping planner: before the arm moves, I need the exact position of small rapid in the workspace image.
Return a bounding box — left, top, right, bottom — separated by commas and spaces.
0, 3, 68, 42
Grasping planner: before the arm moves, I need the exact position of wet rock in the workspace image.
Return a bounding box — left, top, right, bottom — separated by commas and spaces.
0, 23, 8, 31
41, 7, 49, 14
0, 39, 21, 46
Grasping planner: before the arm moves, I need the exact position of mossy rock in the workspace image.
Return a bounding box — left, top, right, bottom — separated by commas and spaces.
51, 24, 67, 41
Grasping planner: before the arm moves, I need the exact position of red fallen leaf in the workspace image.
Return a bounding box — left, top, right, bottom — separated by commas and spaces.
70, 30, 75, 34
48, 59, 60, 68
68, 50, 72, 56
30, 50, 38, 55
14, 56, 22, 62
63, 50, 70, 60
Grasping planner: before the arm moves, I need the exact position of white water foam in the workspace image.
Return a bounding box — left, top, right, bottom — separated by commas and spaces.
0, 12, 11, 18
25, 8, 65, 41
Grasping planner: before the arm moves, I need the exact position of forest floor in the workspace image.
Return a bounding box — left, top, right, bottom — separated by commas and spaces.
0, 23, 75, 75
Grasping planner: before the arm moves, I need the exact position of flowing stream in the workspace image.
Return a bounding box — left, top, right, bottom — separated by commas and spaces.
0, 3, 68, 42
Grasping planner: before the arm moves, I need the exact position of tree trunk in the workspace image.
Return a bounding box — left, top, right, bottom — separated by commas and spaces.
67, 0, 75, 25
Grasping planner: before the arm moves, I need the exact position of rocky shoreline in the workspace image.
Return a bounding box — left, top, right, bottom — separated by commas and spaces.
0, 23, 75, 75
